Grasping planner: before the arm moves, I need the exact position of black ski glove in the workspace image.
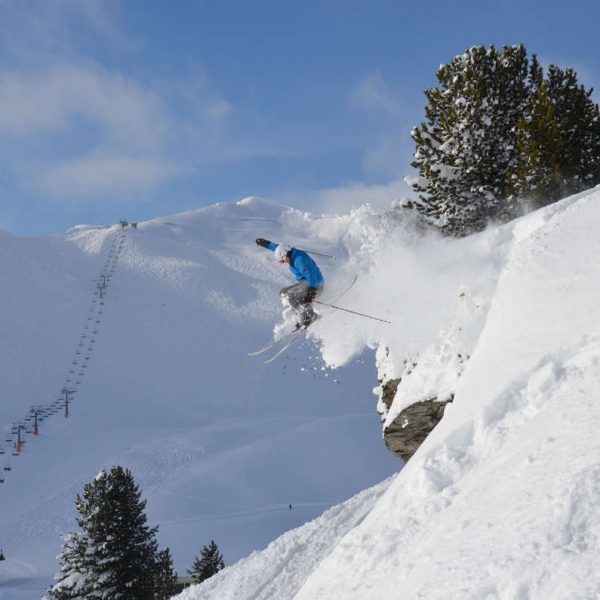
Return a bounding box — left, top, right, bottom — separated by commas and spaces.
306, 287, 317, 302
256, 238, 270, 248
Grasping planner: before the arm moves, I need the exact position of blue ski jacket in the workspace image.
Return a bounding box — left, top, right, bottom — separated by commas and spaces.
266, 242, 324, 288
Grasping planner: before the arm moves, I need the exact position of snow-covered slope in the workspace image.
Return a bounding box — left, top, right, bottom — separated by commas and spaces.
178, 186, 600, 599
0, 198, 400, 599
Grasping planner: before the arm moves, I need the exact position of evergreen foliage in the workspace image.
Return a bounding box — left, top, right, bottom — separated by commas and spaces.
153, 548, 178, 599
509, 65, 600, 207
47, 466, 176, 600
409, 44, 600, 234
187, 540, 225, 584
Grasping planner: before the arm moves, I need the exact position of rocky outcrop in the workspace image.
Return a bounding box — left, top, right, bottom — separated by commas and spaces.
383, 397, 452, 462
380, 377, 452, 462
380, 378, 401, 411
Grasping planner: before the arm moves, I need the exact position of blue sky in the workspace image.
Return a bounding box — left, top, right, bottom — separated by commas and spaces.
1, 0, 599, 235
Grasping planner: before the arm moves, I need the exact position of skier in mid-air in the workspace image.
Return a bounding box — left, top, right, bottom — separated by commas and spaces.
256, 238, 324, 328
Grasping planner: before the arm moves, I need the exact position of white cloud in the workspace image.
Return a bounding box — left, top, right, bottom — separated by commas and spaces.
350, 72, 403, 120
0, 65, 168, 151
39, 155, 182, 200
0, 0, 133, 61
0, 62, 240, 200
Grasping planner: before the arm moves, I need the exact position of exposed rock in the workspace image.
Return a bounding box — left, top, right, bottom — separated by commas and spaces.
383, 396, 453, 463
380, 378, 401, 411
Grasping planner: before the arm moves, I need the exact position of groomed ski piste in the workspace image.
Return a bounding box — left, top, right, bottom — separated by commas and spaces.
2, 186, 600, 598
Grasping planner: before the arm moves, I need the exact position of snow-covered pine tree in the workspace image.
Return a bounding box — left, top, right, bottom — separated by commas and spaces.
508, 80, 563, 206
409, 45, 530, 235
46, 532, 93, 599
410, 46, 600, 234
47, 466, 176, 600
507, 65, 600, 208
187, 540, 225, 584
153, 548, 178, 599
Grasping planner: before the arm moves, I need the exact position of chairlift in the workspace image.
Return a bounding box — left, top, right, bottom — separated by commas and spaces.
4, 465, 12, 471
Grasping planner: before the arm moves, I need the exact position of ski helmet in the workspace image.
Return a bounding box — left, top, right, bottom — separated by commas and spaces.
274, 243, 291, 263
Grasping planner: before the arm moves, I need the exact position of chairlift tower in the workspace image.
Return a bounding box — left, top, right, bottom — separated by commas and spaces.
61, 388, 76, 418
12, 422, 25, 453
30, 406, 42, 435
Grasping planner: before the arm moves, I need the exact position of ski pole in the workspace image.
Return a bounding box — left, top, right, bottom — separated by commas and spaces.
300, 248, 337, 260
313, 300, 391, 324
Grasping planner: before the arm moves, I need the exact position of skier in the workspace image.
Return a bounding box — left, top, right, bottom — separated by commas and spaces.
256, 238, 324, 328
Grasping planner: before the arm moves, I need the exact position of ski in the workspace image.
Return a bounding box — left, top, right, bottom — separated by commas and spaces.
263, 329, 305, 364
262, 314, 322, 363
247, 328, 303, 356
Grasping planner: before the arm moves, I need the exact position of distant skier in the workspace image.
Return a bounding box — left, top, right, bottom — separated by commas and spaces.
256, 238, 324, 328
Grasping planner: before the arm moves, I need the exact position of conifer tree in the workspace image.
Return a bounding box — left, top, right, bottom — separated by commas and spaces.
47, 529, 95, 598
187, 540, 225, 584
508, 66, 600, 207
409, 45, 600, 234
47, 466, 176, 600
409, 45, 530, 234
508, 81, 562, 205
153, 548, 178, 599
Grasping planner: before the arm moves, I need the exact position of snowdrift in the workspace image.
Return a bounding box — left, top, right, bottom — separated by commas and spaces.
178, 186, 600, 599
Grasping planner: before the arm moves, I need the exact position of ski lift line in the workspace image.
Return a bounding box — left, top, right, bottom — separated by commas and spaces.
1, 229, 128, 479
